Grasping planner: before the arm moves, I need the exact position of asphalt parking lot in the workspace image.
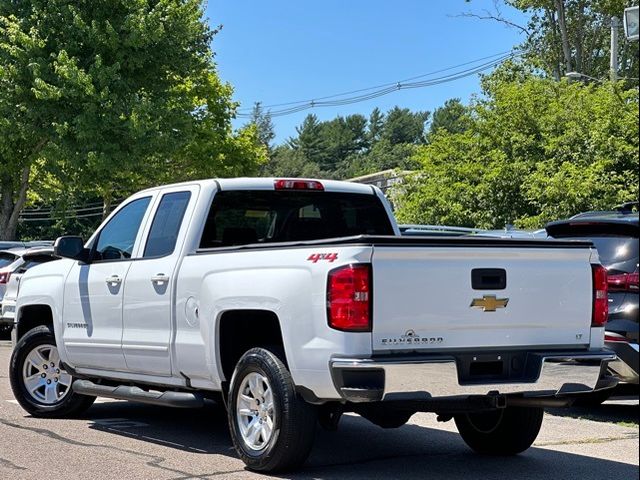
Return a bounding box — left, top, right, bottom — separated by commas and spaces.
0, 341, 638, 480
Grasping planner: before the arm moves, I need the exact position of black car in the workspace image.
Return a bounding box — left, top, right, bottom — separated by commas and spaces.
546, 204, 639, 400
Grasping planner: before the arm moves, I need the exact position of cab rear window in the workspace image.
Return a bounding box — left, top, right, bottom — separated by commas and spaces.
199, 190, 393, 248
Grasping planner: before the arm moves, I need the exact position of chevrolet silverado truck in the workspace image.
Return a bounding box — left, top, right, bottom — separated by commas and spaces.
10, 178, 616, 472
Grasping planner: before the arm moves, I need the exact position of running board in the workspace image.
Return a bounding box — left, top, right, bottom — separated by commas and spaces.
72, 379, 205, 408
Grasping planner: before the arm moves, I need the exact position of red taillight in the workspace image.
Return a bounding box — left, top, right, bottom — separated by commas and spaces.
608, 272, 639, 292
327, 264, 371, 332
274, 179, 324, 191
592, 264, 609, 327
0, 272, 9, 284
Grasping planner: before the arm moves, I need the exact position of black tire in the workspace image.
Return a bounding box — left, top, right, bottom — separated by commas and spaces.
9, 325, 96, 418
358, 406, 414, 429
455, 406, 543, 455
227, 347, 317, 472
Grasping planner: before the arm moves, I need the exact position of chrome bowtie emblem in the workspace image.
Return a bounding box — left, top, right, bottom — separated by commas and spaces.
470, 295, 509, 312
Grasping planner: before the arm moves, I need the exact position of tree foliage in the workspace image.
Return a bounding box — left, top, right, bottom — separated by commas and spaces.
428, 98, 471, 138
262, 107, 428, 180
465, 0, 639, 82
394, 76, 639, 229
0, 0, 265, 240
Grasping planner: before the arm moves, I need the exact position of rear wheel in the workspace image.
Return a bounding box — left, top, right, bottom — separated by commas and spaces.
227, 347, 317, 472
455, 406, 543, 455
10, 326, 95, 418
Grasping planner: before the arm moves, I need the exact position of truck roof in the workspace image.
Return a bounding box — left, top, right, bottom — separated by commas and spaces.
137, 178, 376, 195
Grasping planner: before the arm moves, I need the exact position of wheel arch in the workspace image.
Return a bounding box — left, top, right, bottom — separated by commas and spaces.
16, 304, 54, 342
217, 309, 287, 384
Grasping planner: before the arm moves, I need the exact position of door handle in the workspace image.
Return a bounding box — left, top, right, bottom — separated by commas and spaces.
106, 275, 122, 286
151, 274, 170, 285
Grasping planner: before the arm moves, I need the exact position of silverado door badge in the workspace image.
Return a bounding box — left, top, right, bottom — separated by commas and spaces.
470, 295, 509, 312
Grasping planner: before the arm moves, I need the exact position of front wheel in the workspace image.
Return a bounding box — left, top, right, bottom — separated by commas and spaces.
227, 348, 317, 472
9, 326, 95, 418
454, 406, 543, 455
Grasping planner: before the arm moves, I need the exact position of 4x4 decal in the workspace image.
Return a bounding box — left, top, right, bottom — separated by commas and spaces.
307, 253, 338, 263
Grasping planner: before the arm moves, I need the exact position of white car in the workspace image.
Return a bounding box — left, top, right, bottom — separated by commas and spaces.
0, 247, 57, 334
10, 178, 616, 473
0, 249, 22, 300
0, 244, 54, 299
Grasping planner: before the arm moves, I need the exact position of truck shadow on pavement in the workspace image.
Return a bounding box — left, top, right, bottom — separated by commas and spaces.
547, 399, 639, 426
80, 400, 639, 480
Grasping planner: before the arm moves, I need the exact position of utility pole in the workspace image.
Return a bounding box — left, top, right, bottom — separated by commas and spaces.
610, 16, 619, 82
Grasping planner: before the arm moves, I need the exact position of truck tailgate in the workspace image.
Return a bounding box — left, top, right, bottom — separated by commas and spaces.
372, 245, 594, 352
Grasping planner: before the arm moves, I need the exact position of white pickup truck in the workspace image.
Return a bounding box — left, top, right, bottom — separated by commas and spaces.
10, 178, 616, 472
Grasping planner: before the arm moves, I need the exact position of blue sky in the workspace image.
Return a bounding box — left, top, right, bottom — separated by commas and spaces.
206, 1, 529, 142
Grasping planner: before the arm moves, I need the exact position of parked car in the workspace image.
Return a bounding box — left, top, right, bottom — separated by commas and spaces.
546, 206, 639, 402
0, 240, 53, 250
399, 224, 547, 239
473, 228, 548, 239
0, 247, 57, 335
0, 249, 23, 300
1, 246, 56, 317
399, 224, 484, 236
10, 178, 615, 472
0, 242, 27, 250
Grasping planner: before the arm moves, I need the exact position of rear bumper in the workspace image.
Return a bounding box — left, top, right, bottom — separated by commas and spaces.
330, 350, 617, 403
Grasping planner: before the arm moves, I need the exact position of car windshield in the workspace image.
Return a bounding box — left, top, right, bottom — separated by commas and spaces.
0, 252, 18, 269
559, 236, 639, 273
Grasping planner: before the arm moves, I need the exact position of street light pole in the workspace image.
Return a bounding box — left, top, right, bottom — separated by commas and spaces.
610, 16, 619, 82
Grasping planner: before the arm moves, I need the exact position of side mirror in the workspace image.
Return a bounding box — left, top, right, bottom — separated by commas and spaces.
54, 236, 90, 263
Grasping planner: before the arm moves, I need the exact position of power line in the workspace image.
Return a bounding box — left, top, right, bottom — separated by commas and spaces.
236, 50, 521, 118
19, 211, 106, 222
19, 199, 125, 223
237, 50, 514, 112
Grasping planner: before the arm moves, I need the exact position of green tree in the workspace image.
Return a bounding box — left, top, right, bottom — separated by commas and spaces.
394, 75, 638, 228
264, 106, 431, 181
290, 114, 326, 165
464, 0, 639, 82
380, 107, 429, 145
263, 145, 323, 178
367, 107, 385, 146
1, 0, 264, 239
321, 114, 368, 171
249, 102, 276, 154
428, 98, 470, 138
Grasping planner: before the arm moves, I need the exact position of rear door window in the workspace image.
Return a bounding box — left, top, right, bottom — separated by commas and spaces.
144, 191, 192, 258
200, 190, 394, 248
